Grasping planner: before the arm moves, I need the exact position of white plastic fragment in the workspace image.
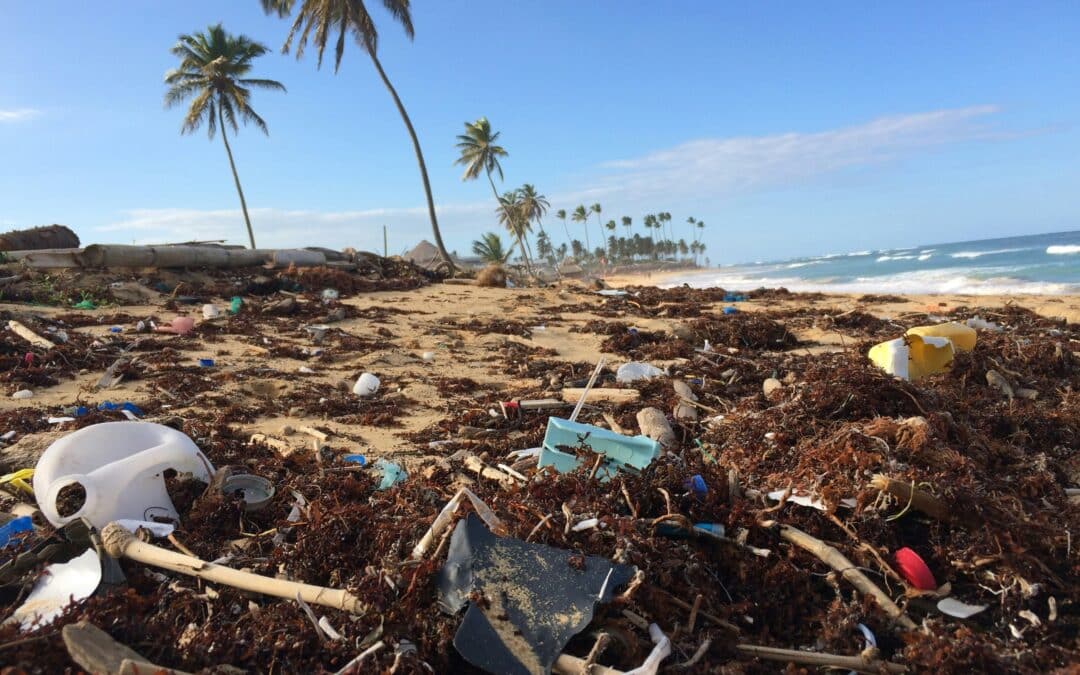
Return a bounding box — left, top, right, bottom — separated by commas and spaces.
937, 597, 989, 618
11, 390, 33, 400
571, 518, 600, 532
298, 366, 315, 374
353, 373, 380, 397
318, 615, 344, 641
616, 362, 665, 383
48, 417, 76, 425
114, 519, 176, 538
966, 316, 1002, 331
421, 351, 436, 362
624, 623, 672, 675
9, 548, 102, 629
766, 490, 857, 511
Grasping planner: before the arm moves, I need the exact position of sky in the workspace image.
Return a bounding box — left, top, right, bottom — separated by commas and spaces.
2, 0, 1079, 264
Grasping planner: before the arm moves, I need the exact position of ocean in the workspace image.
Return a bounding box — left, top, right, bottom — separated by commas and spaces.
663, 230, 1080, 295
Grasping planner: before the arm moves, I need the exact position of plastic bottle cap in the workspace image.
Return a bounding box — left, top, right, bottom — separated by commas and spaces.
894, 547, 937, 590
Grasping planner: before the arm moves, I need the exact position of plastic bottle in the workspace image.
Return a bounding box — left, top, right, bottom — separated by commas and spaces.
33, 421, 214, 528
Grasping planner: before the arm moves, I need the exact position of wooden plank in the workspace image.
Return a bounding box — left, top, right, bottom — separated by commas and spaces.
7, 320, 54, 349
559, 388, 640, 404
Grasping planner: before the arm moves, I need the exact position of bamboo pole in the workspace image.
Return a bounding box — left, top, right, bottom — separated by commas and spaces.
736, 644, 908, 674
101, 523, 364, 613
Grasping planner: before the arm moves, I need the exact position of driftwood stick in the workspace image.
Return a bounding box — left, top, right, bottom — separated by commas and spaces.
7, 320, 54, 350
870, 474, 953, 523
552, 652, 625, 675
779, 525, 916, 630
736, 644, 908, 674
654, 588, 740, 633
101, 523, 364, 613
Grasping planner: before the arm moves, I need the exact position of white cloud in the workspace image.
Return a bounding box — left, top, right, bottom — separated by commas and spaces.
589, 105, 1004, 200
0, 108, 40, 123
93, 202, 494, 253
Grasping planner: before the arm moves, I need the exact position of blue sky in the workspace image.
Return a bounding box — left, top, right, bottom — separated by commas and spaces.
2, 0, 1079, 263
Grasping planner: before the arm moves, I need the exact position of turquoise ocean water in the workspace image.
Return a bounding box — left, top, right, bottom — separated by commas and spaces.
664, 230, 1080, 295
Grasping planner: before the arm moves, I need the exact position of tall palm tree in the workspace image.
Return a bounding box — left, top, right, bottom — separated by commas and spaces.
695, 219, 705, 244
555, 208, 570, 245
590, 203, 603, 253
260, 0, 455, 272
165, 24, 285, 249
454, 117, 532, 273
571, 205, 591, 254
471, 232, 510, 263
621, 216, 632, 238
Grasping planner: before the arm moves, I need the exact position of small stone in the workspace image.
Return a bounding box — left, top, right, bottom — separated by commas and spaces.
279, 425, 295, 436
763, 378, 783, 397
671, 323, 696, 341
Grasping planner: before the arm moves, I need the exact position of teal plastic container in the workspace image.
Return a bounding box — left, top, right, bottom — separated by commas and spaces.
539, 417, 660, 481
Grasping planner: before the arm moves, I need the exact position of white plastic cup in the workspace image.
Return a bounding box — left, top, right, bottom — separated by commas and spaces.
202, 304, 221, 320
353, 373, 380, 398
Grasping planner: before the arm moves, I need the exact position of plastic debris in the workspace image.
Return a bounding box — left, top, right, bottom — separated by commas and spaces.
97, 401, 144, 418
321, 288, 340, 302
937, 597, 990, 618
155, 316, 196, 336
33, 421, 214, 528
766, 490, 857, 511
9, 548, 102, 629
342, 454, 366, 466
109, 326, 123, 333
0, 516, 33, 548
907, 322, 977, 352
229, 296, 243, 314
11, 389, 33, 400
372, 459, 406, 490
437, 514, 635, 675
966, 316, 1002, 331
421, 351, 436, 362
868, 333, 955, 381
202, 304, 221, 320
624, 623, 671, 675
539, 417, 661, 481
198, 358, 215, 368
113, 519, 176, 538
615, 361, 665, 383
894, 547, 937, 590
722, 306, 738, 315
221, 473, 276, 512
596, 289, 629, 297
685, 474, 708, 495
72, 299, 96, 310
0, 468, 35, 496
353, 373, 380, 398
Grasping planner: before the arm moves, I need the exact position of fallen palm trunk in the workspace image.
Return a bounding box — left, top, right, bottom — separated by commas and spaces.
779, 525, 917, 630
3, 244, 339, 270
101, 523, 363, 613
736, 644, 908, 674
870, 474, 954, 523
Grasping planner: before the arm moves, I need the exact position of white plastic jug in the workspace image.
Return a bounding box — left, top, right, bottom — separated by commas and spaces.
33, 421, 214, 528
353, 373, 380, 397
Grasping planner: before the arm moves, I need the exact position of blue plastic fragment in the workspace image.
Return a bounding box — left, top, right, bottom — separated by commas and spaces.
109, 326, 123, 333
97, 401, 144, 417
342, 454, 366, 466
198, 359, 215, 368
722, 306, 738, 315
539, 417, 660, 482
0, 516, 33, 549
686, 474, 708, 495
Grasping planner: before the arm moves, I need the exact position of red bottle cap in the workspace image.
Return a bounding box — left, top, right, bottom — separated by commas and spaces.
895, 547, 936, 590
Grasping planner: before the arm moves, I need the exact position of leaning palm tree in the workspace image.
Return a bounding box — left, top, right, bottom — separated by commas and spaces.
471, 232, 510, 263
260, 0, 455, 272
590, 203, 604, 254
165, 24, 285, 249
571, 205, 591, 254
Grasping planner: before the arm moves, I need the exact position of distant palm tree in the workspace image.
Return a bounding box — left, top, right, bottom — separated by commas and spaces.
590, 203, 603, 253
496, 190, 535, 269
518, 184, 550, 236
555, 208, 570, 244
455, 117, 532, 273
571, 205, 591, 254
471, 232, 510, 263
695, 219, 705, 244
621, 215, 632, 238
165, 24, 285, 249
605, 219, 617, 233
260, 0, 455, 272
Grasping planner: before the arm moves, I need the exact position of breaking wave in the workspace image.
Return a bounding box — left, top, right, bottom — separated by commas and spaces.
1047, 245, 1080, 255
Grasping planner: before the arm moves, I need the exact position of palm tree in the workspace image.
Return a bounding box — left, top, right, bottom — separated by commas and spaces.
555, 208, 571, 245
260, 0, 455, 272
695, 219, 705, 244
571, 205, 591, 254
165, 24, 285, 249
621, 216, 632, 238
518, 184, 549, 236
590, 203, 603, 253
496, 190, 534, 269
471, 232, 510, 263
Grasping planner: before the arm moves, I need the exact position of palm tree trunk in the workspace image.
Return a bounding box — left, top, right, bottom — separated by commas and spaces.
218, 106, 257, 249
368, 51, 455, 274
487, 173, 533, 275
560, 218, 571, 245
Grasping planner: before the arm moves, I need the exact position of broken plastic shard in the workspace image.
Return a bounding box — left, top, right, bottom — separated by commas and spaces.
868, 333, 955, 381
9, 548, 102, 629
937, 597, 989, 618
615, 362, 665, 383
438, 514, 635, 675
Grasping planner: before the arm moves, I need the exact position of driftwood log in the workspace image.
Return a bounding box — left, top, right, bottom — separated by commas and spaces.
0, 224, 79, 251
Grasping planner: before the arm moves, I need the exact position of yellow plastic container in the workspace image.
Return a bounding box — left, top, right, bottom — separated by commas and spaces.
868, 334, 955, 381
906, 323, 977, 352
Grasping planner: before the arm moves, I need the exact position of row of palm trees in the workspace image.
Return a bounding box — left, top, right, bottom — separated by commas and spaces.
166, 0, 457, 269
